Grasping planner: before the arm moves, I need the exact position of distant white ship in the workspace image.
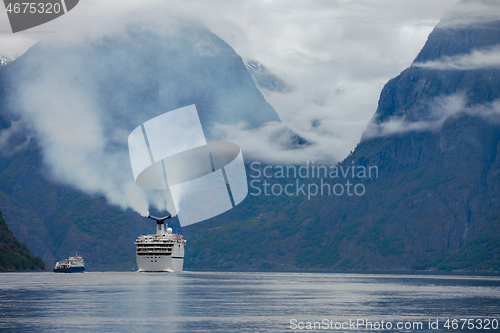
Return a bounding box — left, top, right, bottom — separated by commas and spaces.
134, 215, 186, 272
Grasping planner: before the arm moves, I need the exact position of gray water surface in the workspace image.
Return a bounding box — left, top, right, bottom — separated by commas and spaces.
0, 272, 499, 332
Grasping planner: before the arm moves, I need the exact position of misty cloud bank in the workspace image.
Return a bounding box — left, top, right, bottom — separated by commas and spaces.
4, 17, 281, 217
363, 95, 500, 139
437, 0, 500, 28
1, 0, 459, 164
413, 46, 500, 70
15, 57, 153, 216
3, 0, 494, 216
0, 119, 31, 153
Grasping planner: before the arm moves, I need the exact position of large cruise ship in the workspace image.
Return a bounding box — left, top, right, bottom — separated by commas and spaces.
134, 215, 186, 272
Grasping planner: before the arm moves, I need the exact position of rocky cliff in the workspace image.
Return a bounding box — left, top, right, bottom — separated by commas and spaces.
183, 3, 500, 272
0, 210, 46, 270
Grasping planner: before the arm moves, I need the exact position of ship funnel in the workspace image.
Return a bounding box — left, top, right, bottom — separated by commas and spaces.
148, 214, 172, 235
156, 222, 165, 235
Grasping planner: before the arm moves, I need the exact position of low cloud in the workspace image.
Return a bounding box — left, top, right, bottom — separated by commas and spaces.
0, 119, 31, 153
0, 0, 457, 167
363, 94, 500, 139
211, 80, 382, 164
0, 0, 469, 216
437, 0, 500, 28
16, 74, 153, 216
363, 118, 444, 139
413, 46, 500, 70
201, 0, 457, 165
465, 99, 500, 121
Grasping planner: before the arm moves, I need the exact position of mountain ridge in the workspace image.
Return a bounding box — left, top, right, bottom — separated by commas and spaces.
183, 3, 500, 272
0, 4, 499, 271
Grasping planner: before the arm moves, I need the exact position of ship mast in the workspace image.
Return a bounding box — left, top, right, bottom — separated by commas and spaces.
147, 214, 172, 235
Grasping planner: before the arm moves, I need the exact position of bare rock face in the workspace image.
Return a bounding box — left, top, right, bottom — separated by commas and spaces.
184, 3, 500, 272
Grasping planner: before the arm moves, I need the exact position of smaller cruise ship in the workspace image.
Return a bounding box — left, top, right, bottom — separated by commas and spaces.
54, 254, 85, 273
135, 215, 186, 272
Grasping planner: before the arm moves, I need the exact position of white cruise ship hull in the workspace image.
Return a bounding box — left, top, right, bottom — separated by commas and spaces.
135, 237, 185, 272
136, 255, 174, 272
136, 255, 184, 272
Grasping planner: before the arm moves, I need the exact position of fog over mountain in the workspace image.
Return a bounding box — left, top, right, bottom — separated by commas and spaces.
0, 0, 462, 216
1, 0, 499, 270
0, 23, 285, 217
0, 0, 459, 164
184, 0, 500, 271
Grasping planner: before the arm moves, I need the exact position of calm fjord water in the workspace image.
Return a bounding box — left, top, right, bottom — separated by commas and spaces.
0, 272, 499, 332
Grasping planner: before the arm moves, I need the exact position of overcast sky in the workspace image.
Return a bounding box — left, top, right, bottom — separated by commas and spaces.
0, 0, 460, 164
3, 1, 480, 215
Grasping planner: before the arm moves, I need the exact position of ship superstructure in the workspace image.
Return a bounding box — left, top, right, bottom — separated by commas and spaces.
134, 215, 186, 272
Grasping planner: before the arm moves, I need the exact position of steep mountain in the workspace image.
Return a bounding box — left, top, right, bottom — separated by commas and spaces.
0, 24, 281, 270
0, 210, 46, 270
1, 2, 499, 272
183, 2, 500, 271
243, 59, 293, 93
